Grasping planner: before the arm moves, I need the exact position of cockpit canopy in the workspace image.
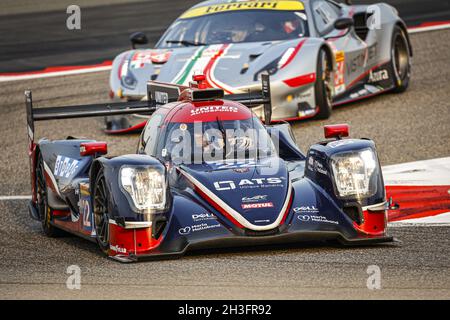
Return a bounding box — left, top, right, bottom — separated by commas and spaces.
140, 100, 276, 165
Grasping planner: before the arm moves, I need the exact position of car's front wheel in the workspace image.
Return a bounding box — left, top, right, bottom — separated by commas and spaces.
391, 25, 411, 93
93, 171, 111, 255
315, 48, 333, 119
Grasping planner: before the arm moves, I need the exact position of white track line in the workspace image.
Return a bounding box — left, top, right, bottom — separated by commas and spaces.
0, 195, 32, 201
408, 23, 450, 34
383, 156, 450, 186
0, 65, 112, 82
389, 212, 450, 227
0, 23, 449, 83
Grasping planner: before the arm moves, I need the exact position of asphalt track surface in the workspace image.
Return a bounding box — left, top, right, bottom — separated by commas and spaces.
0, 27, 449, 299
1, 0, 450, 72
0, 1, 449, 300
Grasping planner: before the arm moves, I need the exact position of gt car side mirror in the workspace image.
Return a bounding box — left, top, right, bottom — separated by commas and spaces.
334, 17, 354, 30
130, 32, 148, 49
324, 18, 354, 40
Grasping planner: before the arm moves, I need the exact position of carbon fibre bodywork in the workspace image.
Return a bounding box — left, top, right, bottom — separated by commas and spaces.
108, 0, 411, 130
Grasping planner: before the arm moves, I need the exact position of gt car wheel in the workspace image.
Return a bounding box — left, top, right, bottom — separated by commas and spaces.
93, 171, 110, 255
315, 48, 333, 119
391, 26, 411, 93
36, 154, 64, 237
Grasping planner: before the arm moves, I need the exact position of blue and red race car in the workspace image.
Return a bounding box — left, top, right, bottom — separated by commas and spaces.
26, 75, 393, 262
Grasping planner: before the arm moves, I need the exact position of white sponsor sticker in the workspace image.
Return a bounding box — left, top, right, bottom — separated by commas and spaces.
54, 155, 80, 178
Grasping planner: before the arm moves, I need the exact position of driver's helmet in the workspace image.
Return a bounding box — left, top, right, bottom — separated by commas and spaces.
283, 19, 301, 34
209, 19, 252, 43
163, 101, 275, 164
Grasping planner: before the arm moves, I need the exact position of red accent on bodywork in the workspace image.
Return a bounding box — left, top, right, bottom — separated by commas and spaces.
193, 74, 206, 82
108, 223, 163, 257
332, 88, 387, 107
353, 210, 386, 237
117, 55, 127, 80
409, 20, 450, 29
29, 142, 37, 202
192, 74, 207, 89
283, 72, 316, 88
280, 192, 294, 225
324, 124, 349, 139
43, 170, 58, 196
193, 185, 245, 229
280, 39, 306, 69
53, 210, 70, 217
104, 121, 147, 134
150, 51, 171, 64
80, 142, 108, 156
169, 100, 252, 123
204, 44, 233, 94
386, 185, 450, 222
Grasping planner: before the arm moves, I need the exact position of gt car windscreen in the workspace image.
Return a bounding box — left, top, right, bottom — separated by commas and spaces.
157, 10, 309, 48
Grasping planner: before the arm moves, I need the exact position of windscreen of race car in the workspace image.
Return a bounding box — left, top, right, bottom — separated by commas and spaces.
157, 9, 309, 48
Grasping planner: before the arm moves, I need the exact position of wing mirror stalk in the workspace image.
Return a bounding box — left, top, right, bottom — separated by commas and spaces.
324, 17, 354, 40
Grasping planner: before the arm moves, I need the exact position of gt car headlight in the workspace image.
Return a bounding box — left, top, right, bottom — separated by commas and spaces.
254, 59, 280, 81
119, 60, 138, 90
331, 149, 379, 199
120, 166, 166, 212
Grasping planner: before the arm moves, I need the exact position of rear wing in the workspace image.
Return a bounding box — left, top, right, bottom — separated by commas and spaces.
25, 74, 272, 143
147, 74, 272, 123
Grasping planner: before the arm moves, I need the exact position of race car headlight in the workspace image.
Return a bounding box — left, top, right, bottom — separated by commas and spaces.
331, 149, 379, 199
120, 166, 166, 212
119, 60, 138, 90
121, 71, 138, 90
254, 59, 280, 81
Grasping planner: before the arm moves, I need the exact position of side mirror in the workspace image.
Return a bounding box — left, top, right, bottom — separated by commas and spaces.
130, 32, 148, 49
334, 17, 354, 30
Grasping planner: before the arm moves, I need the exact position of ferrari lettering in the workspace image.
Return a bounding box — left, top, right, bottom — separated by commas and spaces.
180, 1, 305, 19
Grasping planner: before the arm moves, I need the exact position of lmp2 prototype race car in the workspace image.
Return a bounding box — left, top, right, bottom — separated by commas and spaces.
25, 74, 393, 262
106, 0, 412, 132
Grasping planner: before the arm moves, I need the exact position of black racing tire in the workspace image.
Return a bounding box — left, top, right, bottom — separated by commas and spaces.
93, 170, 111, 255
36, 154, 65, 237
391, 25, 411, 93
314, 48, 333, 120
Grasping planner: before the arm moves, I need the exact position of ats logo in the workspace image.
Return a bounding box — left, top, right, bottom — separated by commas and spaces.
214, 178, 284, 191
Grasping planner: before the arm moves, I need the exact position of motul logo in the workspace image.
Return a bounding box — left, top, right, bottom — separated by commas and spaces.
241, 202, 274, 209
